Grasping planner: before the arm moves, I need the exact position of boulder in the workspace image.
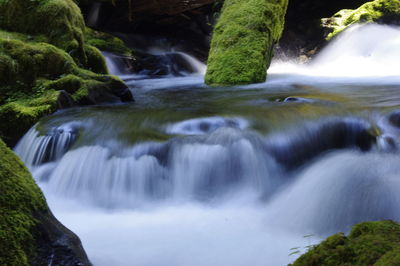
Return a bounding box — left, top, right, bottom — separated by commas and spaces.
0, 138, 92, 266
322, 0, 400, 40
0, 37, 132, 146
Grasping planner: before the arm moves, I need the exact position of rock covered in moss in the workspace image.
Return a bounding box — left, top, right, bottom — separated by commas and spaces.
205, 0, 288, 86
292, 220, 400, 266
322, 0, 400, 40
0, 0, 87, 61
0, 37, 132, 145
0, 138, 92, 265
85, 27, 132, 55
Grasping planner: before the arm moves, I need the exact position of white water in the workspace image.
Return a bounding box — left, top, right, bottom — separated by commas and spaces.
15, 23, 400, 266
166, 116, 249, 135
265, 24, 400, 87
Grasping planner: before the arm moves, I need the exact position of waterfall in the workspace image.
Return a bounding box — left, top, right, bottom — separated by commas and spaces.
174, 52, 206, 75
13, 23, 400, 266
15, 115, 381, 209
311, 24, 400, 77
86, 2, 102, 28
267, 24, 400, 87
15, 123, 78, 168
266, 151, 400, 234
18, 125, 282, 208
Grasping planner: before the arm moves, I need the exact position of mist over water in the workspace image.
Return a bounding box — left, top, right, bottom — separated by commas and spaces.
15, 24, 400, 265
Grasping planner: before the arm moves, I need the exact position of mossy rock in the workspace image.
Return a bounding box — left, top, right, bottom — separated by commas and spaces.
292, 220, 400, 266
323, 0, 400, 40
86, 27, 132, 56
0, 138, 92, 265
84, 44, 109, 74
205, 0, 288, 86
0, 0, 86, 61
0, 37, 132, 145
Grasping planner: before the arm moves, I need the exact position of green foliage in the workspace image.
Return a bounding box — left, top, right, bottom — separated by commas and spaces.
325, 0, 400, 39
292, 221, 400, 266
205, 0, 288, 86
0, 138, 47, 265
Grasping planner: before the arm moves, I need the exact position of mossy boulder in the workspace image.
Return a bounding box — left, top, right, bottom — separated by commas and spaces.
86, 27, 132, 56
0, 37, 132, 145
0, 138, 92, 265
205, 0, 288, 86
322, 0, 400, 40
292, 220, 400, 266
0, 0, 87, 62
0, 0, 134, 70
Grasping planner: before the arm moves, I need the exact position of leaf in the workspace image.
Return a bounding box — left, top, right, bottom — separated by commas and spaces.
289, 251, 301, 256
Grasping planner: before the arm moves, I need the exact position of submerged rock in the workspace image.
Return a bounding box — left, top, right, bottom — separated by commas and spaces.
205, 0, 289, 86
322, 0, 400, 40
292, 220, 400, 266
0, 138, 92, 266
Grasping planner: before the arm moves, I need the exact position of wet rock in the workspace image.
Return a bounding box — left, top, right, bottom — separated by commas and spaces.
0, 138, 92, 266
388, 110, 400, 128
267, 118, 376, 170
283, 97, 315, 103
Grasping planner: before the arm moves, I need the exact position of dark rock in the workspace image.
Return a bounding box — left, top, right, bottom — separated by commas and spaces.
0, 139, 92, 266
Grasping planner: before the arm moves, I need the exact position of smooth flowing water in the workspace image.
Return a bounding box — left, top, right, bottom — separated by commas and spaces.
15, 24, 400, 266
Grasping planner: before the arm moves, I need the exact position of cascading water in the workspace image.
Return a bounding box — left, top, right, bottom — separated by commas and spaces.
15, 24, 400, 265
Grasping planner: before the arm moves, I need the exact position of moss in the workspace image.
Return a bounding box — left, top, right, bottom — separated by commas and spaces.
0, 138, 47, 265
0, 91, 60, 144
0, 39, 76, 95
205, 0, 288, 86
292, 221, 400, 266
324, 0, 400, 39
375, 247, 400, 265
0, 37, 130, 144
85, 27, 132, 56
84, 44, 108, 74
0, 0, 87, 62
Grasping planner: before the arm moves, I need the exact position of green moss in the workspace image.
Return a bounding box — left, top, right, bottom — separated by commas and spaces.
0, 91, 59, 143
292, 221, 400, 266
0, 38, 76, 95
375, 247, 400, 265
325, 0, 400, 39
0, 138, 47, 265
205, 0, 288, 86
85, 27, 132, 56
0, 37, 129, 144
0, 0, 87, 62
84, 44, 108, 74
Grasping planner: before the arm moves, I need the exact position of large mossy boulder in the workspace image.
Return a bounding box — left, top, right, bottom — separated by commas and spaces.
205, 0, 288, 86
0, 0, 87, 63
0, 0, 134, 145
292, 220, 400, 266
322, 0, 400, 40
0, 35, 132, 145
0, 138, 92, 265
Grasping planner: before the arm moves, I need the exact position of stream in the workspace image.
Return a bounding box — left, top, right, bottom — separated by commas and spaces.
15, 24, 400, 265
